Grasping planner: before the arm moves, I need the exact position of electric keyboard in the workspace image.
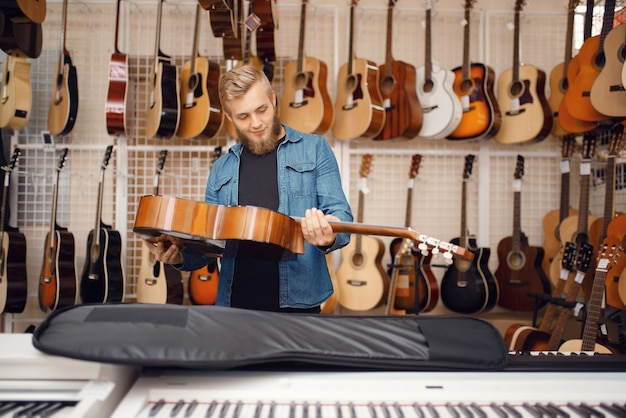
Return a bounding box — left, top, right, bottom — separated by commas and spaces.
0, 333, 139, 417
111, 368, 626, 417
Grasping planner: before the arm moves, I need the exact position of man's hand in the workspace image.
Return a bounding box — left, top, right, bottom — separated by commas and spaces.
144, 235, 184, 265
301, 208, 338, 248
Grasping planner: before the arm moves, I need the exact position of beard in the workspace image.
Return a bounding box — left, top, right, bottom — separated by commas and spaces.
236, 112, 283, 156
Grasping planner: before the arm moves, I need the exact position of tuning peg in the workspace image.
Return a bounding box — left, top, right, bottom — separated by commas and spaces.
443, 251, 453, 265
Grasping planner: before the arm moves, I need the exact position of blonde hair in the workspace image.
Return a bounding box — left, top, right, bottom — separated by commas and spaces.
219, 64, 273, 114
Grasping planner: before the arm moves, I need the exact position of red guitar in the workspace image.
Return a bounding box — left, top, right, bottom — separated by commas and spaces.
105, 0, 128, 136
375, 0, 422, 141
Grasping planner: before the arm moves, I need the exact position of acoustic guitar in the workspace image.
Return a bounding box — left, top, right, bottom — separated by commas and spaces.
201, 0, 237, 39
38, 148, 77, 313
79, 146, 125, 304
375, 0, 422, 141
494, 155, 551, 311
332, 0, 385, 141
252, 0, 277, 81
562, 0, 616, 124
145, 0, 180, 140
104, 0, 128, 137
590, 22, 626, 119
0, 10, 42, 59
441, 154, 498, 314
279, 0, 334, 135
0, 148, 27, 314
220, 0, 244, 62
336, 154, 388, 312
0, 50, 31, 130
494, 0, 552, 145
447, 0, 501, 141
2, 0, 46, 24
188, 147, 222, 306
177, 3, 224, 140
385, 239, 412, 315
137, 150, 183, 305
47, 0, 78, 137
416, 0, 462, 140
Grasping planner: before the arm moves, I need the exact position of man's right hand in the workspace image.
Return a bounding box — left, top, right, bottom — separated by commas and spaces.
144, 235, 184, 265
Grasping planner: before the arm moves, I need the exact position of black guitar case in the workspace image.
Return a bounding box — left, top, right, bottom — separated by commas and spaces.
32, 303, 508, 371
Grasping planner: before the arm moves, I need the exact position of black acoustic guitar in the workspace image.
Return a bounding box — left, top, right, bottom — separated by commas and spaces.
79, 146, 125, 304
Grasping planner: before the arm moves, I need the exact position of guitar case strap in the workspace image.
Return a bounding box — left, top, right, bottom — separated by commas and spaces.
32, 303, 508, 371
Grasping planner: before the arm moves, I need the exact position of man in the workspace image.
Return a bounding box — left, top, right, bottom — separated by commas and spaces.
147, 64, 353, 313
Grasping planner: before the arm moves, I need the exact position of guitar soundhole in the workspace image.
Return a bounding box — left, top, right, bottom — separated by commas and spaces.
509, 80, 525, 98
345, 74, 363, 99
594, 51, 606, 70
423, 79, 434, 94
352, 253, 364, 268
459, 79, 474, 96
506, 251, 526, 271
380, 75, 396, 96
293, 72, 311, 92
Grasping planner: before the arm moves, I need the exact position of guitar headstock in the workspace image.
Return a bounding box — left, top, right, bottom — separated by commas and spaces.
359, 154, 373, 179
581, 132, 597, 160
608, 124, 625, 157
57, 148, 69, 172
464, 0, 476, 11
7, 148, 20, 172
561, 135, 576, 159
102, 145, 113, 169
514, 155, 524, 180
424, 0, 436, 10
596, 235, 622, 273
463, 154, 475, 179
388, 0, 397, 7
156, 149, 168, 174
409, 154, 422, 179
514, 0, 526, 12
575, 242, 594, 273
568, 0, 582, 11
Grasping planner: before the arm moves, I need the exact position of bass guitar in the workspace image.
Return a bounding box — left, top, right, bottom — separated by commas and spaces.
447, 0, 501, 141
416, 0, 462, 140
137, 150, 183, 305
38, 148, 77, 312
332, 0, 385, 141
1, 0, 46, 24
493, 0, 552, 145
336, 154, 388, 311
590, 22, 626, 119
0, 148, 27, 314
0, 49, 31, 130
376, 0, 422, 141
177, 3, 224, 140
145, 0, 180, 140
105, 0, 128, 137
47, 0, 78, 137
79, 146, 125, 304
279, 0, 333, 135
494, 155, 551, 311
441, 154, 498, 314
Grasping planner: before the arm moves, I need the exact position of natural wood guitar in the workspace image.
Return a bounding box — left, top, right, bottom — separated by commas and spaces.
590, 22, 626, 119
494, 0, 552, 145
79, 146, 125, 304
0, 50, 31, 130
0, 148, 27, 314
145, 0, 180, 140
375, 0, 422, 141
105, 0, 128, 137
447, 0, 501, 141
279, 0, 333, 135
47, 0, 78, 137
332, 0, 385, 141
2, 0, 46, 24
178, 3, 224, 140
38, 149, 77, 313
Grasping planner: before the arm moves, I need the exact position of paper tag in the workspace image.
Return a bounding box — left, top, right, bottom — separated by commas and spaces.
461, 95, 470, 110
560, 160, 570, 174
580, 161, 591, 176
512, 179, 522, 192
359, 177, 369, 194
244, 13, 261, 32
574, 271, 585, 284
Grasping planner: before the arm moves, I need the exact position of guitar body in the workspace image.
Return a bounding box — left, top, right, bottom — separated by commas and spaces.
336, 235, 388, 312
332, 58, 385, 140
504, 324, 551, 351
79, 227, 125, 304
0, 12, 42, 59
0, 52, 31, 130
494, 65, 552, 144
376, 59, 423, 140
145, 59, 180, 139
0, 230, 27, 314
416, 63, 462, 140
590, 24, 626, 118
558, 338, 614, 354
48, 53, 78, 136
279, 56, 334, 135
414, 252, 439, 313
441, 238, 498, 314
188, 261, 219, 305
548, 61, 568, 136
137, 244, 183, 304
204, 0, 236, 38
178, 57, 223, 139
447, 63, 501, 141
495, 236, 551, 311
105, 51, 128, 136
563, 35, 609, 123
557, 55, 597, 133
38, 230, 77, 312
605, 214, 626, 308
541, 207, 577, 278
2, 0, 46, 23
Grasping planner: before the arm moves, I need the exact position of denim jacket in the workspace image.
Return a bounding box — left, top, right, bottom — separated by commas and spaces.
178, 125, 353, 308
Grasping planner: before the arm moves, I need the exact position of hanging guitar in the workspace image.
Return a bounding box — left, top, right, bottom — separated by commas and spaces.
279, 0, 334, 135
590, 21, 626, 119
0, 10, 42, 59
0, 49, 31, 130
137, 150, 183, 305
47, 0, 78, 137
177, 3, 224, 140
441, 154, 498, 314
252, 0, 277, 81
188, 147, 222, 306
385, 239, 411, 315
1, 0, 46, 24
79, 146, 125, 304
105, 0, 128, 137
201, 0, 237, 39
332, 0, 385, 141
0, 147, 27, 314
375, 0, 422, 141
145, 0, 180, 140
38, 148, 77, 312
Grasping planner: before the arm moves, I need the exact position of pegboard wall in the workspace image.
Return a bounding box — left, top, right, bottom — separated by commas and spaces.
1, 0, 625, 330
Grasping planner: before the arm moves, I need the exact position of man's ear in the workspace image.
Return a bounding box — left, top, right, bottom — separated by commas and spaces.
224, 112, 232, 122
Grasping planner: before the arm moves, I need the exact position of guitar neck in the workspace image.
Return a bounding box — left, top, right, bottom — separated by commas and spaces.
383, 2, 394, 73
580, 267, 608, 351
461, 6, 472, 80
296, 0, 307, 73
